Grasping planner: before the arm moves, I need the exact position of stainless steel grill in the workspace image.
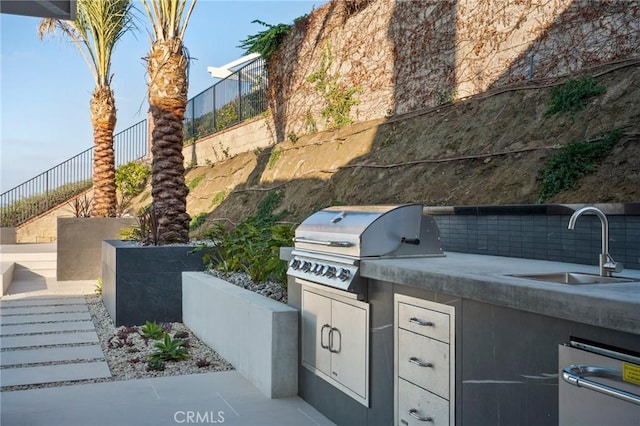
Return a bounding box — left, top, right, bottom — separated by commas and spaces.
288, 204, 445, 299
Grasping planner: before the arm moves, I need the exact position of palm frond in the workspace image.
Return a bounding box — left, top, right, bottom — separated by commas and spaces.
140, 0, 196, 43
38, 0, 135, 86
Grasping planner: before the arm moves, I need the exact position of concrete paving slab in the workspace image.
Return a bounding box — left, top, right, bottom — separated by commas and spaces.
1, 320, 95, 335
0, 304, 87, 315
0, 297, 86, 307
0, 312, 91, 324
0, 344, 104, 366
0, 331, 99, 349
0, 371, 334, 426
0, 361, 111, 387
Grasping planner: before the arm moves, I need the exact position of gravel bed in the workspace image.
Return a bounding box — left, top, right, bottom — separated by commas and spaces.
89, 270, 286, 381
206, 270, 287, 303
87, 294, 233, 381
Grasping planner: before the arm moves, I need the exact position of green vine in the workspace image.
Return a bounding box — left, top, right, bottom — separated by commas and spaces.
306, 43, 362, 130
537, 130, 622, 203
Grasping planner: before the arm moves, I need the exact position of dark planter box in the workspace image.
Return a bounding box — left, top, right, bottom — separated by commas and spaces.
57, 217, 137, 281
101, 240, 206, 326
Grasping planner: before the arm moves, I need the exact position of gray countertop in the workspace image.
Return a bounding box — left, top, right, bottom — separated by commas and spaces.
360, 253, 640, 335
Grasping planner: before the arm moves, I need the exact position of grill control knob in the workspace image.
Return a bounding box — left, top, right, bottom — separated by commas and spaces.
289, 258, 301, 270
337, 268, 351, 281
314, 263, 324, 275
324, 266, 337, 278
301, 261, 312, 272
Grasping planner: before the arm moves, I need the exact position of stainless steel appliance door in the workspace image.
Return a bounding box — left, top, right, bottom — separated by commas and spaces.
559, 344, 640, 426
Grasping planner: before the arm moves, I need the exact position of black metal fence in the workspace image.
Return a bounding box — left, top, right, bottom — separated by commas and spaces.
0, 121, 148, 227
0, 57, 268, 228
184, 57, 266, 141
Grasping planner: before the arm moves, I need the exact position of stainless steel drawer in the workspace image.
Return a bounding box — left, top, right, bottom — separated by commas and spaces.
398, 329, 450, 400
398, 302, 450, 343
397, 378, 449, 426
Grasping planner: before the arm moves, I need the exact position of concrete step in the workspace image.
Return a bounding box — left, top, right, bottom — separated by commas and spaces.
0, 361, 111, 387
12, 267, 57, 280
14, 260, 57, 271
0, 344, 104, 366
0, 252, 57, 264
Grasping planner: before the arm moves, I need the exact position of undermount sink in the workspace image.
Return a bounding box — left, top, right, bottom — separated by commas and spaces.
510, 272, 636, 285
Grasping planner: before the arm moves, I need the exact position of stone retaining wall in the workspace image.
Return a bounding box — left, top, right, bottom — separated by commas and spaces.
268, 0, 640, 140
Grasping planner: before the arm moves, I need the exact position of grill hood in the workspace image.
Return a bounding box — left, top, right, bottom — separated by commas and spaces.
293, 204, 444, 259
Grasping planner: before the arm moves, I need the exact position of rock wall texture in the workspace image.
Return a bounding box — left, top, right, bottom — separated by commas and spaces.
268, 0, 640, 141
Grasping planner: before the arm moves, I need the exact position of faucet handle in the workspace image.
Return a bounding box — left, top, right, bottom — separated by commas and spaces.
603, 255, 624, 274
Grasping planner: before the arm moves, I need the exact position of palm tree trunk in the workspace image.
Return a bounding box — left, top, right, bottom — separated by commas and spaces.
90, 86, 117, 217
147, 38, 190, 244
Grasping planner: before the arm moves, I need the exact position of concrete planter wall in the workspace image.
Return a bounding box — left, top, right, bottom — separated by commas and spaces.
57, 217, 137, 281
183, 272, 298, 398
102, 240, 206, 326
0, 227, 16, 244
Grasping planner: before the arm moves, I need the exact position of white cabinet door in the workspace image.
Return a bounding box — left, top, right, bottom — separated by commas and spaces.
330, 298, 368, 399
301, 289, 332, 375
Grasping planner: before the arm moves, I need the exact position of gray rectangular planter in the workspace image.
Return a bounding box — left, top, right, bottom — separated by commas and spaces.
57, 217, 137, 281
0, 227, 16, 244
101, 240, 206, 326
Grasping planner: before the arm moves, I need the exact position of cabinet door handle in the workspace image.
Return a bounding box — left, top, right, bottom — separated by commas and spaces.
408, 409, 433, 422
409, 317, 434, 327
329, 327, 341, 353
409, 357, 433, 368
320, 324, 331, 350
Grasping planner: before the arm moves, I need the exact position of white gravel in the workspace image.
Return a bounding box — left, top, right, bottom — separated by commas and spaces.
87, 294, 234, 381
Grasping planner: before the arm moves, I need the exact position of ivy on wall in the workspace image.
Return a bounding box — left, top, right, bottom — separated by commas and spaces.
306, 43, 362, 130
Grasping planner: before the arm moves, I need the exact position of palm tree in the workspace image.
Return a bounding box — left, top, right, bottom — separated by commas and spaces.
39, 0, 134, 218
141, 0, 196, 244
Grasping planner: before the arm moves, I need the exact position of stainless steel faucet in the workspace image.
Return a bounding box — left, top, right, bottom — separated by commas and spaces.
568, 207, 623, 277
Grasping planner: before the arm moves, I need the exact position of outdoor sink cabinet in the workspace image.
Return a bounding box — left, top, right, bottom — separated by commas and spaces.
283, 203, 640, 426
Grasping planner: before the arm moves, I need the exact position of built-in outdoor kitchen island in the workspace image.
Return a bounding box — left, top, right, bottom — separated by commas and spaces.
284, 203, 640, 426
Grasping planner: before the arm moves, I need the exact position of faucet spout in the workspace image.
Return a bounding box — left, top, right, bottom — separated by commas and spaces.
568, 207, 622, 277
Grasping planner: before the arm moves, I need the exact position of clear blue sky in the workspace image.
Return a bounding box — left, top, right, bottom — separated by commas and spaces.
0, 0, 324, 193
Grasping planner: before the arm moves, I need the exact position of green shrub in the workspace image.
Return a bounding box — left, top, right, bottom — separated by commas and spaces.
115, 161, 151, 213
544, 77, 606, 117
140, 320, 164, 340
196, 190, 293, 285
537, 130, 621, 202
268, 148, 282, 169
187, 174, 205, 191
189, 212, 208, 231
149, 333, 189, 362
239, 18, 306, 62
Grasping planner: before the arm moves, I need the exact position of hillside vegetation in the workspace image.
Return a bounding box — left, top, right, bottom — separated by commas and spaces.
128, 62, 640, 232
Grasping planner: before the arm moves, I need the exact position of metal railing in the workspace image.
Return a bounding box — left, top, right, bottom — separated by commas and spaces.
0, 121, 148, 227
184, 57, 266, 141
0, 56, 268, 227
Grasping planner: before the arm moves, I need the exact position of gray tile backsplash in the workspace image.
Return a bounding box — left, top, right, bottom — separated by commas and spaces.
434, 214, 640, 270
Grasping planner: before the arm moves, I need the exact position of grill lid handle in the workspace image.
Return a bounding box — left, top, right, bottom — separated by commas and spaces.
293, 237, 354, 247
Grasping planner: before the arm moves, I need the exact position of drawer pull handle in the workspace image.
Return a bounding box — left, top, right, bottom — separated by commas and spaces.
409, 317, 434, 327
408, 409, 433, 422
409, 357, 433, 368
